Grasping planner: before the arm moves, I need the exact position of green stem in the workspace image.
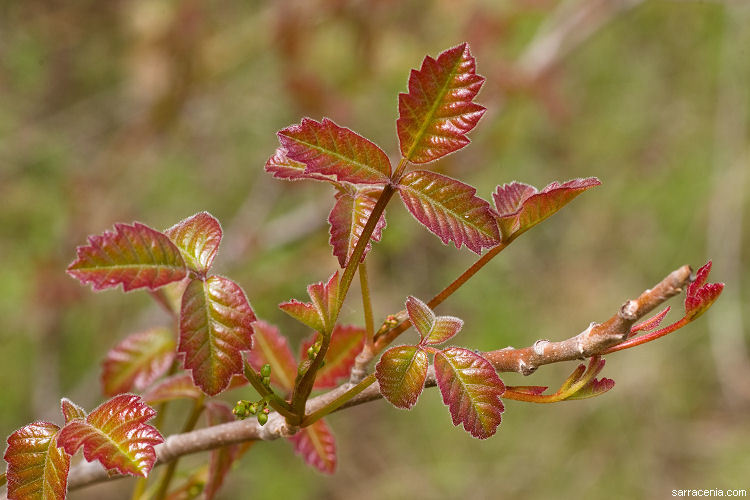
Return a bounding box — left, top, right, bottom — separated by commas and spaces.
1, 471, 7, 488
153, 396, 205, 500
242, 361, 296, 420
301, 374, 376, 427
290, 330, 331, 421
359, 261, 375, 346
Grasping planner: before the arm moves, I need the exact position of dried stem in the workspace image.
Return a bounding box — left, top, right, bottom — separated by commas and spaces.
53, 265, 692, 494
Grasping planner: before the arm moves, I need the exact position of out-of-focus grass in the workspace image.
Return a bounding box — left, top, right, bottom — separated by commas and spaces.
1, 1, 748, 499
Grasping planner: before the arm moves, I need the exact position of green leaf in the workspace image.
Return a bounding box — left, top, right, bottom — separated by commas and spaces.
405, 296, 463, 346
179, 276, 256, 396
164, 212, 223, 275
101, 327, 176, 396
278, 118, 391, 184
328, 186, 387, 268
288, 419, 336, 474
375, 345, 429, 409
279, 272, 339, 333
56, 395, 163, 477
434, 347, 505, 439
67, 222, 187, 292
398, 170, 500, 254
4, 421, 70, 500
246, 320, 298, 393
398, 43, 485, 164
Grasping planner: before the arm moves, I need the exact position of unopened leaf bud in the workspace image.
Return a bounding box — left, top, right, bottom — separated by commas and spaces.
257, 412, 268, 426
261, 364, 272, 377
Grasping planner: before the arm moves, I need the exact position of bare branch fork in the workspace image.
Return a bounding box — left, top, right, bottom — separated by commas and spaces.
60, 265, 693, 493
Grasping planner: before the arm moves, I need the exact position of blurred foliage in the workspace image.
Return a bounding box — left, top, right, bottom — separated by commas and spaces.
1, 0, 748, 498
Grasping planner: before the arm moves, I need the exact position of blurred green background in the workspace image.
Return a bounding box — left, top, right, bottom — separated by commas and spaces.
1, 0, 748, 498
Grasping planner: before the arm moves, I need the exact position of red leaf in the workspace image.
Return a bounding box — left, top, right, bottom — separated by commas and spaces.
56, 395, 163, 477
67, 222, 187, 292
101, 327, 176, 397
278, 118, 391, 184
4, 421, 70, 500
398, 170, 500, 254
397, 43, 485, 164
61, 398, 86, 423
301, 325, 365, 389
279, 272, 339, 333
288, 420, 336, 474
246, 320, 298, 393
164, 212, 222, 275
630, 307, 670, 337
493, 178, 601, 239
685, 261, 724, 320
179, 276, 256, 396
265, 147, 337, 183
142, 374, 203, 404
405, 296, 463, 346
434, 348, 505, 439
328, 186, 387, 268
204, 402, 244, 499
375, 345, 429, 409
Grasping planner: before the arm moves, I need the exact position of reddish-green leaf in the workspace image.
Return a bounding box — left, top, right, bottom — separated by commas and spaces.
279, 272, 339, 333
67, 222, 187, 292
164, 212, 222, 275
492, 178, 601, 239
684, 261, 724, 320
328, 187, 387, 268
204, 402, 243, 500
56, 395, 163, 477
278, 118, 391, 184
397, 43, 485, 164
60, 399, 86, 424
565, 377, 615, 400
246, 320, 298, 393
302, 325, 365, 389
434, 347, 505, 439
265, 147, 336, 183
405, 296, 463, 346
288, 420, 336, 474
101, 327, 176, 397
4, 422, 70, 500
142, 374, 203, 404
375, 345, 429, 409
179, 276, 256, 396
630, 307, 670, 337
398, 170, 499, 254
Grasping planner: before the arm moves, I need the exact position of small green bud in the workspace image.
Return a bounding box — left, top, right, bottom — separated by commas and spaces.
262, 407, 270, 414
262, 376, 270, 387
307, 347, 316, 360
261, 364, 272, 377
232, 400, 251, 419
257, 412, 268, 426
248, 403, 258, 415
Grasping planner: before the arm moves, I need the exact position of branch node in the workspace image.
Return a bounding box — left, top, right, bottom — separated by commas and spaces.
533, 339, 550, 355
619, 300, 638, 321
518, 359, 537, 376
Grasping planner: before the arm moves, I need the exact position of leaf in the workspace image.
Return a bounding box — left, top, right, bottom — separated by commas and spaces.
375, 345, 429, 409
60, 398, 86, 424
204, 402, 246, 500
434, 347, 505, 439
301, 325, 365, 389
505, 386, 548, 396
565, 377, 615, 400
398, 170, 500, 254
279, 272, 339, 333
142, 374, 203, 404
405, 296, 463, 346
328, 187, 387, 268
492, 178, 601, 239
4, 421, 70, 500
164, 212, 223, 275
288, 420, 336, 474
397, 43, 485, 164
278, 118, 391, 184
101, 327, 176, 397
179, 276, 256, 396
56, 394, 163, 477
684, 261, 724, 320
246, 320, 298, 393
630, 307, 670, 337
264, 147, 337, 183
67, 222, 187, 292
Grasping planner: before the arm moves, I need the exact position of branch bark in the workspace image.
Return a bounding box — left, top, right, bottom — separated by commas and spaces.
41, 264, 693, 495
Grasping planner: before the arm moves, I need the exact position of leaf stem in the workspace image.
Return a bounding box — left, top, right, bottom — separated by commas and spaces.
290, 330, 331, 422
359, 261, 375, 346
301, 374, 376, 427
1, 471, 6, 488
242, 362, 296, 420
152, 396, 205, 500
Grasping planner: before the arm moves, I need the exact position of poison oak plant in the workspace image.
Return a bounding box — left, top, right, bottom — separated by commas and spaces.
1, 43, 724, 500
